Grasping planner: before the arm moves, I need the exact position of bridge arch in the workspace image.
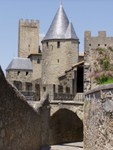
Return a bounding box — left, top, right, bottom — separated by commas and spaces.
50, 104, 83, 120
49, 108, 83, 145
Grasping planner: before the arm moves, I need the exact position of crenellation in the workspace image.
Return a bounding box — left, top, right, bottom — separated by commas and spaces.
19, 18, 39, 27
25, 19, 29, 24
19, 18, 23, 24
84, 31, 91, 38
85, 31, 108, 38
98, 31, 106, 37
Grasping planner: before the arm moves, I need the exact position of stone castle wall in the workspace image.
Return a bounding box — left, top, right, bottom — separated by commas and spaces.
18, 19, 39, 58
84, 31, 113, 92
29, 54, 42, 80
84, 84, 113, 150
6, 70, 32, 83
0, 67, 50, 150
42, 40, 79, 85
84, 31, 113, 54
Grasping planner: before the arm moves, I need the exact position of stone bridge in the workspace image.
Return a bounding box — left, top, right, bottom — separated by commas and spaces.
50, 100, 84, 120
48, 93, 84, 145
29, 92, 84, 145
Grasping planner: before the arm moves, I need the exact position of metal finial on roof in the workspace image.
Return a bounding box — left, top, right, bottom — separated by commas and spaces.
60, 0, 62, 6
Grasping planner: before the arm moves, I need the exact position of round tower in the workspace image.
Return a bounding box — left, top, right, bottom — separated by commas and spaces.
42, 4, 79, 85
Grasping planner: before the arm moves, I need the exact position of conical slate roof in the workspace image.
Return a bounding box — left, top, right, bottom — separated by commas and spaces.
65, 22, 78, 39
43, 4, 78, 41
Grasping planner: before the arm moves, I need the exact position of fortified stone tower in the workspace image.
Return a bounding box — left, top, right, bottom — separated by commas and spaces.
41, 3, 79, 85
18, 19, 39, 58
84, 31, 113, 91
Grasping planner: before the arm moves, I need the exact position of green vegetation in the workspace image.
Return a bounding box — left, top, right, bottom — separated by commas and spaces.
93, 47, 113, 84
100, 78, 113, 84
95, 73, 113, 84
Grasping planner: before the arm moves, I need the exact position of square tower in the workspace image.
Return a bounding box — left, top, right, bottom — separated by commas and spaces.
18, 19, 39, 58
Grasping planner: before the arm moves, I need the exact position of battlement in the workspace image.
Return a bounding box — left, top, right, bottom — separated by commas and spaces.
19, 19, 39, 27
85, 31, 107, 38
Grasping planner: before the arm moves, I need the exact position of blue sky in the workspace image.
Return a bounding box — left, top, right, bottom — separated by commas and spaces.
0, 0, 113, 73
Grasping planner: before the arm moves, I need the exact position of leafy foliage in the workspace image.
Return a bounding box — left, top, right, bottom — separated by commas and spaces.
91, 47, 113, 84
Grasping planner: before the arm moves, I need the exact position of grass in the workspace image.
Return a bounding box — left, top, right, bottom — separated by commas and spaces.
100, 78, 113, 84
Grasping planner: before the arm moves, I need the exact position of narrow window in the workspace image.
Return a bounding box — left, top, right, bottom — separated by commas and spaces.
57, 59, 59, 63
17, 71, 20, 75
98, 44, 100, 46
57, 41, 60, 48
46, 42, 48, 47
26, 72, 28, 76
43, 87, 46, 92
89, 44, 91, 46
37, 59, 40, 64
38, 46, 41, 53
28, 44, 30, 51
105, 44, 107, 47
66, 87, 70, 94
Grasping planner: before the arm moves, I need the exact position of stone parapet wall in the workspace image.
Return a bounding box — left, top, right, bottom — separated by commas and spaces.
84, 31, 113, 52
6, 70, 32, 82
0, 67, 50, 150
84, 84, 113, 150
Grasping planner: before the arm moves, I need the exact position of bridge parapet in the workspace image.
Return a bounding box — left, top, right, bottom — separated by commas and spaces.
42, 84, 84, 102
54, 93, 74, 101
74, 93, 84, 102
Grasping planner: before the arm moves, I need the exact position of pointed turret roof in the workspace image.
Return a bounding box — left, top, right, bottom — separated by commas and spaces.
43, 4, 79, 41
43, 4, 69, 41
65, 22, 78, 40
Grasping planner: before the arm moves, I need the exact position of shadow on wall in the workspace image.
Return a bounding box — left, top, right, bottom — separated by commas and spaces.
49, 108, 83, 145
0, 66, 42, 150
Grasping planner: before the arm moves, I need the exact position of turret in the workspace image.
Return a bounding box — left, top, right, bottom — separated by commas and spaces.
41, 3, 79, 85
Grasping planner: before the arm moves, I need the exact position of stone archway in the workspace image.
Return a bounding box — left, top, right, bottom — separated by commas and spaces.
49, 108, 83, 145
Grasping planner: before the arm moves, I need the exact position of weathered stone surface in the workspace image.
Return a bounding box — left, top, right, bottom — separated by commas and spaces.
42, 40, 79, 85
0, 67, 42, 150
84, 84, 113, 150
18, 19, 39, 58
84, 31, 113, 92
